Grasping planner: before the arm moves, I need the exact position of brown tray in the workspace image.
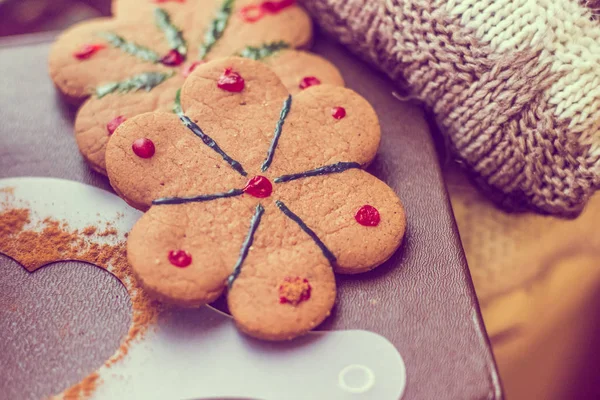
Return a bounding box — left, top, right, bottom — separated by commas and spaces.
0, 32, 502, 400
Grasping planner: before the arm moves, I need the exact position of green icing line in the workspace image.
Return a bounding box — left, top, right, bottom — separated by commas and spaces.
198, 0, 235, 60
238, 41, 290, 60
172, 88, 183, 114
95, 71, 174, 99
98, 32, 159, 63
154, 8, 187, 55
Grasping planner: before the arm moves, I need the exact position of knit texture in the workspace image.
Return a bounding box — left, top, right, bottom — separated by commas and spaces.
300, 0, 600, 216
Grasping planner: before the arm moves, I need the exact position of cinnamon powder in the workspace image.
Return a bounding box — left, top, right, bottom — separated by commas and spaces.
0, 207, 160, 399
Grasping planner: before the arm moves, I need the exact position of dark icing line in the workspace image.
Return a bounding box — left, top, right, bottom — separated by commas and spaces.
179, 114, 248, 176
154, 8, 187, 55
275, 200, 336, 265
152, 188, 243, 205
98, 32, 159, 63
273, 161, 361, 183
227, 203, 265, 287
261, 95, 292, 172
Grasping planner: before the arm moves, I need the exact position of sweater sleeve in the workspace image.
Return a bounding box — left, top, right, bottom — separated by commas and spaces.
300, 0, 600, 217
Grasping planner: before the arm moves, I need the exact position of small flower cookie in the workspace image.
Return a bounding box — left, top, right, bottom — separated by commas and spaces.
105, 57, 406, 340
49, 0, 343, 174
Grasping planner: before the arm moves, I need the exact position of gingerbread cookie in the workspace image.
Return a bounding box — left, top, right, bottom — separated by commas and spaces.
75, 45, 344, 175
105, 57, 406, 340
49, 0, 343, 174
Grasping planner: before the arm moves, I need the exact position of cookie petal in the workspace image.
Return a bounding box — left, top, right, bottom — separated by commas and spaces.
76, 75, 184, 175
49, 18, 173, 102
105, 111, 247, 210
181, 57, 290, 173
265, 84, 381, 177
227, 204, 336, 340
128, 197, 254, 307
275, 168, 406, 274
264, 49, 344, 94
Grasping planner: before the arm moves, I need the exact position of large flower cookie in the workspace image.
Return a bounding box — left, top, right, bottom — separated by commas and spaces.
50, 0, 343, 174
105, 57, 406, 340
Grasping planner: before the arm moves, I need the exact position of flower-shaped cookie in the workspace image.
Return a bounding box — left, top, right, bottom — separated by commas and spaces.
49, 0, 343, 174
106, 57, 406, 340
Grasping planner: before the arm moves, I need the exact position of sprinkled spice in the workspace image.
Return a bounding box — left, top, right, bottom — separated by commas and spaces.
0, 206, 160, 399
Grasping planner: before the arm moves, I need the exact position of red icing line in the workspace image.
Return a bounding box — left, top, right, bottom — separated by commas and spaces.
132, 138, 156, 158
299, 76, 321, 90
355, 205, 380, 227
279, 277, 311, 305
182, 61, 204, 77
160, 49, 185, 66
107, 115, 127, 135
168, 250, 192, 267
217, 67, 245, 92
239, 0, 295, 23
331, 107, 346, 120
243, 176, 272, 198
73, 44, 106, 60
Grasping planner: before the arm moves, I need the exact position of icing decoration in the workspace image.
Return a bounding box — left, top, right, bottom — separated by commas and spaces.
198, 0, 235, 60
239, 0, 295, 23
261, 95, 292, 171
154, 8, 187, 56
182, 61, 204, 77
279, 277, 311, 305
237, 41, 289, 60
299, 76, 321, 90
73, 43, 106, 60
275, 200, 336, 265
95, 71, 174, 98
217, 68, 245, 92
153, 189, 243, 205
107, 115, 127, 135
98, 32, 159, 63
160, 49, 185, 66
179, 114, 247, 176
168, 249, 192, 267
132, 138, 156, 158
274, 162, 361, 183
355, 205, 380, 227
331, 106, 346, 120
227, 204, 265, 287
242, 176, 273, 198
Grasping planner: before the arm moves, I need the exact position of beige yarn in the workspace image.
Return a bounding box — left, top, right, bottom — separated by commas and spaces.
300, 0, 600, 216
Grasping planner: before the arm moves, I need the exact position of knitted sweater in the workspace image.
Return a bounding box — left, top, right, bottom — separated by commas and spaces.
300, 0, 600, 217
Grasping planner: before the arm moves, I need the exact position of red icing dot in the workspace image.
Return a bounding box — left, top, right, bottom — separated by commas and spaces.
243, 176, 272, 198
355, 205, 380, 227
331, 107, 346, 120
217, 68, 245, 92
160, 49, 185, 66
239, 0, 295, 23
299, 76, 321, 90
239, 5, 265, 22
168, 250, 192, 268
132, 138, 156, 158
106, 115, 127, 135
182, 61, 204, 77
279, 277, 311, 305
73, 43, 106, 60
261, 0, 295, 13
